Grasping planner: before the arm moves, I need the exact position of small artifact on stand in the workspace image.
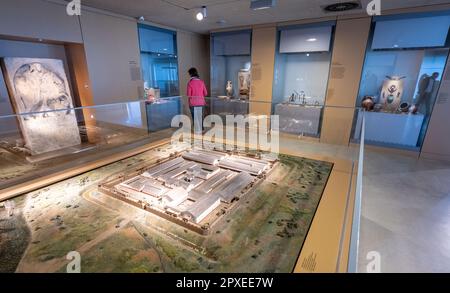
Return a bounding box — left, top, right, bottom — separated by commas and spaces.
399, 102, 410, 113
409, 104, 419, 114
238, 69, 251, 100
289, 93, 296, 103
146, 87, 156, 104
361, 96, 375, 111
373, 104, 383, 112
226, 81, 233, 98
380, 75, 406, 112
299, 91, 306, 105
154, 87, 161, 103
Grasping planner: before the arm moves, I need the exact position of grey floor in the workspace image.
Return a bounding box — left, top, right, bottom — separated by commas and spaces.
357, 150, 450, 273
276, 134, 450, 272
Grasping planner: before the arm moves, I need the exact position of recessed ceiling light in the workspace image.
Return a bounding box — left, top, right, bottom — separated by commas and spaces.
250, 0, 277, 10
306, 53, 310, 57
307, 38, 317, 42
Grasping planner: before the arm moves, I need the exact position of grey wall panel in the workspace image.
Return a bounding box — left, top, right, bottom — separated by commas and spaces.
0, 0, 82, 43
177, 31, 210, 97
80, 10, 143, 104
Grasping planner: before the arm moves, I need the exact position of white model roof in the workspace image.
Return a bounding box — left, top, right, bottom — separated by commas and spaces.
143, 157, 184, 178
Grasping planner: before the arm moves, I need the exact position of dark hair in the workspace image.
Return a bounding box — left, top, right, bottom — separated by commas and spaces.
188, 67, 199, 78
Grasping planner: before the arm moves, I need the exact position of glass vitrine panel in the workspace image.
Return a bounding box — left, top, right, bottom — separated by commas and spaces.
353, 12, 450, 150
272, 22, 335, 137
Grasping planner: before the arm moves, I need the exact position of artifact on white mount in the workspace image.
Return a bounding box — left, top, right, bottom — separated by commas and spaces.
361, 96, 375, 111
373, 103, 383, 112
399, 102, 410, 113
145, 87, 156, 103
238, 69, 251, 99
409, 104, 419, 114
0, 57, 81, 155
380, 75, 406, 112
226, 80, 233, 97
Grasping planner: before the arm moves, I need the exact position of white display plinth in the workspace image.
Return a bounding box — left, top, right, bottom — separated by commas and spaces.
355, 111, 425, 147
274, 103, 322, 136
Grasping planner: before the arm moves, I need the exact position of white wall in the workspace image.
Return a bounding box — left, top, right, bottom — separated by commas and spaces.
273, 52, 331, 105
358, 49, 448, 105
358, 50, 424, 104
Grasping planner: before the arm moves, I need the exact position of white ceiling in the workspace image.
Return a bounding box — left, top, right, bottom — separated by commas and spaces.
79, 0, 450, 34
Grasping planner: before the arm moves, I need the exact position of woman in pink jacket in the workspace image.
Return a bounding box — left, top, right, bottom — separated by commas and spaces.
187, 68, 208, 131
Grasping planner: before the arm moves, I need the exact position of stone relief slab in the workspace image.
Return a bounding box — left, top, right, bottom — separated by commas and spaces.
1, 57, 81, 155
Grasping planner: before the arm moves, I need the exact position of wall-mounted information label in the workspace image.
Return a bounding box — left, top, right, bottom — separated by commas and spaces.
437, 93, 449, 104
129, 61, 141, 81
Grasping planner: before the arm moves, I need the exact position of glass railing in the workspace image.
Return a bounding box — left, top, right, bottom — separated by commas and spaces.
348, 110, 366, 273
0, 95, 366, 272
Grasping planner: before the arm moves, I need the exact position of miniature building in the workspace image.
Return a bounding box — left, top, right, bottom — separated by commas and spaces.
110, 149, 275, 230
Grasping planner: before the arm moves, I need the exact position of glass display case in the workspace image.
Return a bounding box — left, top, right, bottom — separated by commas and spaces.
0, 95, 363, 273
272, 22, 335, 137
210, 30, 252, 117
353, 11, 450, 150
138, 24, 179, 97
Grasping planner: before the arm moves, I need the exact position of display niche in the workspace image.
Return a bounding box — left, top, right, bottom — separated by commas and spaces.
272, 22, 335, 137
138, 24, 179, 98
353, 12, 450, 150
210, 30, 252, 117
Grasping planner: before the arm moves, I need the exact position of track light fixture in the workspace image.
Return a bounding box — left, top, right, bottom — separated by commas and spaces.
196, 6, 207, 21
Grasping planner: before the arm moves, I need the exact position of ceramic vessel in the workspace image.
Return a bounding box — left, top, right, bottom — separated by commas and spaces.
380, 75, 405, 112
361, 96, 375, 111
226, 81, 233, 97
373, 103, 383, 112
399, 102, 409, 113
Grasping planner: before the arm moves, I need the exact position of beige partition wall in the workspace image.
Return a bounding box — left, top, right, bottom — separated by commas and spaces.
250, 25, 277, 116
177, 31, 210, 96
320, 17, 371, 145
421, 56, 450, 162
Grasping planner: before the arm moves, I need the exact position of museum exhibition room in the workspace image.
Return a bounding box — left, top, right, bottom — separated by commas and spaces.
1, 0, 450, 281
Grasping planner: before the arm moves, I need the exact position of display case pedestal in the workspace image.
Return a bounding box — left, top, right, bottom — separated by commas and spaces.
355, 111, 425, 147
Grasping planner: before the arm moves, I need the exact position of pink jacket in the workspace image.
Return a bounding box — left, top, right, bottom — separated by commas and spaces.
187, 78, 207, 107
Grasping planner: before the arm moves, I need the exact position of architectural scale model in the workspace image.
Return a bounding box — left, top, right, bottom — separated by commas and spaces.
99, 149, 278, 234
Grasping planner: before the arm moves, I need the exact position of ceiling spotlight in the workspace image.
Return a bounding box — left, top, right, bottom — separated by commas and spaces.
306, 38, 317, 42
196, 6, 207, 21
138, 16, 145, 21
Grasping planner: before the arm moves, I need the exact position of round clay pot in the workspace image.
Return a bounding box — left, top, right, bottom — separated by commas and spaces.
361, 96, 375, 111
399, 102, 409, 113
